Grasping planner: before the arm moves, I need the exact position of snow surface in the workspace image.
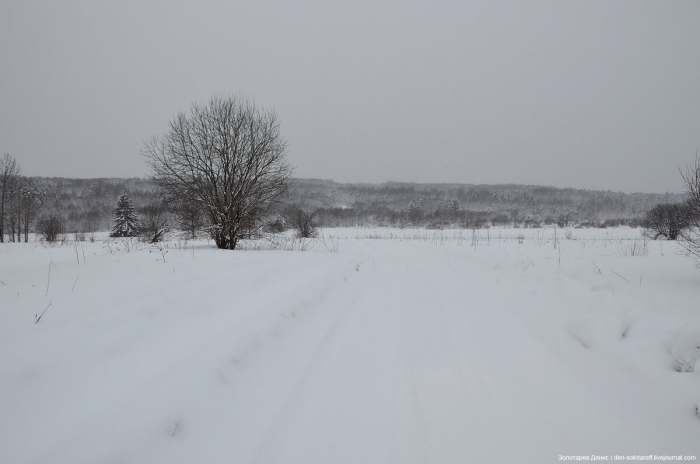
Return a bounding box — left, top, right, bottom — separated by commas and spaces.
1, 228, 699, 463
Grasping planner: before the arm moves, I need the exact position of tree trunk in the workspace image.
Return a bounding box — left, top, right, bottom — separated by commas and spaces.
215, 231, 228, 249
0, 187, 5, 243
16, 196, 21, 243
24, 212, 29, 242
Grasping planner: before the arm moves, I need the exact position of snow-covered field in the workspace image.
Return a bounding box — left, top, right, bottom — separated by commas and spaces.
1, 228, 699, 463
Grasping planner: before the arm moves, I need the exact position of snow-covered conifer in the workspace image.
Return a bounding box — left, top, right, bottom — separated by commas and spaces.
111, 194, 139, 237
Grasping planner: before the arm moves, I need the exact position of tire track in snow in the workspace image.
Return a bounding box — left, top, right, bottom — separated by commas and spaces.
387, 247, 507, 463
250, 263, 370, 464
385, 251, 433, 464
251, 252, 407, 464
4, 251, 357, 464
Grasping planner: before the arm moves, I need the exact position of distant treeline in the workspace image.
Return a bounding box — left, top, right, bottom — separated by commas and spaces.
287, 179, 684, 229
24, 177, 159, 234
5, 177, 684, 239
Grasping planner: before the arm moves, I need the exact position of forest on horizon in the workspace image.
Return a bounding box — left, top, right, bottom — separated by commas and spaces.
9, 176, 684, 237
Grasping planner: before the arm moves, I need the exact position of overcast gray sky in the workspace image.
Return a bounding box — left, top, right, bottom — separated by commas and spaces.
1, 1, 698, 192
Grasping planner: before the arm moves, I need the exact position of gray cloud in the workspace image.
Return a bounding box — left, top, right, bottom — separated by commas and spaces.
1, 0, 698, 192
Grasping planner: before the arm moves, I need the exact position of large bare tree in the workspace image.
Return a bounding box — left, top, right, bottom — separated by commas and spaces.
144, 96, 292, 250
679, 155, 700, 262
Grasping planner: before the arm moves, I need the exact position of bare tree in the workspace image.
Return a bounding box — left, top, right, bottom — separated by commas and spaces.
679, 156, 700, 261
139, 201, 170, 243
8, 180, 20, 242
0, 154, 21, 242
20, 183, 45, 242
144, 96, 292, 250
6, 177, 44, 243
644, 202, 691, 240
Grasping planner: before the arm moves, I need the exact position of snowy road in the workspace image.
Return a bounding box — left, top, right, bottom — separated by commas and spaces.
1, 234, 699, 463
242, 243, 698, 463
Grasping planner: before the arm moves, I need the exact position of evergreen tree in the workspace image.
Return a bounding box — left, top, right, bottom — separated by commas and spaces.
111, 194, 139, 237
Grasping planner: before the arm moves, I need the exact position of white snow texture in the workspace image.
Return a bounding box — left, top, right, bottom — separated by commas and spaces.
0, 227, 699, 463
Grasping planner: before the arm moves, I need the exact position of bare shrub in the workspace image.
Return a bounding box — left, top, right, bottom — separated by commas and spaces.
288, 207, 318, 238
36, 214, 64, 242
265, 214, 288, 233
139, 202, 170, 243
645, 202, 691, 240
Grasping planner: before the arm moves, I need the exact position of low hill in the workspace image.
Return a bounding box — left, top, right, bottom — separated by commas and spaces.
20, 177, 685, 233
